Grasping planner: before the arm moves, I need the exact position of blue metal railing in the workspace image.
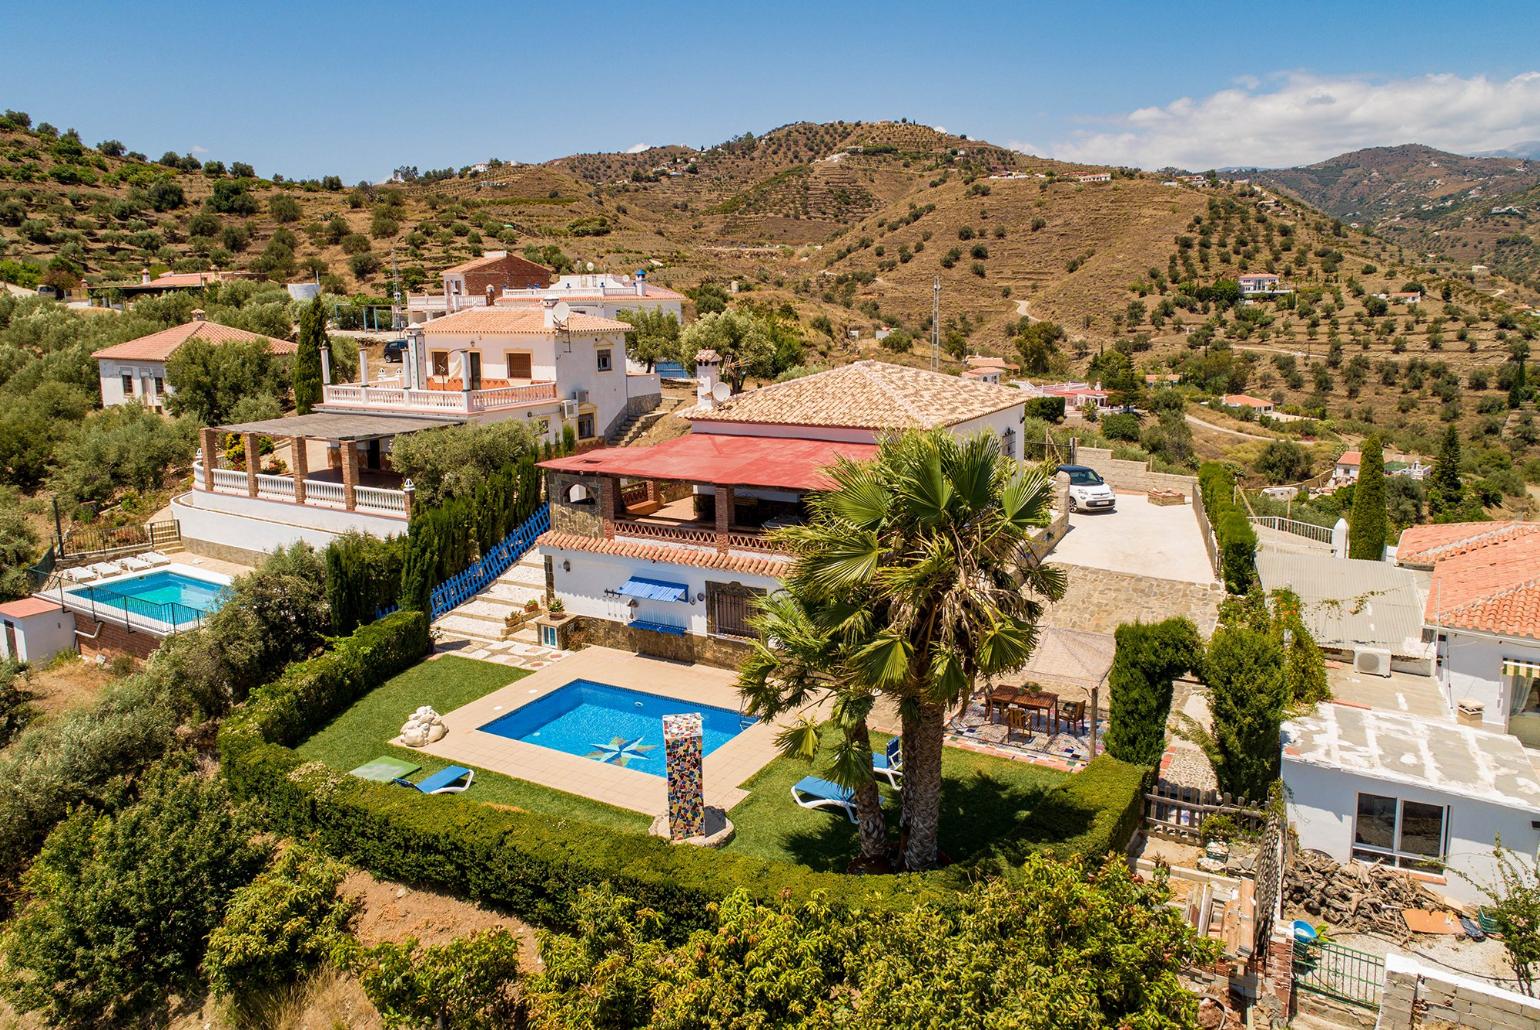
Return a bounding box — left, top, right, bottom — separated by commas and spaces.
429, 504, 550, 619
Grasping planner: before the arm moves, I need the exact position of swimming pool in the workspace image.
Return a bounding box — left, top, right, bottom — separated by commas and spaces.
478, 679, 755, 776
67, 569, 230, 623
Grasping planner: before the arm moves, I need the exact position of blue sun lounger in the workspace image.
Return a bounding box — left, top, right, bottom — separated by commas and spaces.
791, 775, 857, 822
872, 737, 903, 787
394, 765, 475, 795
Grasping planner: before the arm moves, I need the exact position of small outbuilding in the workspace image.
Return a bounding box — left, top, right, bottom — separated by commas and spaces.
0, 597, 76, 664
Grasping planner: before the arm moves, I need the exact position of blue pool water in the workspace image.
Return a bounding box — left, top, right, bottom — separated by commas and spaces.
69, 570, 229, 619
478, 680, 755, 777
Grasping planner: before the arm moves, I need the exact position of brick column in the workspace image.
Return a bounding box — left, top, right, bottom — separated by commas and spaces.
599, 476, 618, 537
291, 436, 308, 505
199, 427, 218, 490
242, 433, 259, 497
715, 484, 733, 552
341, 441, 359, 510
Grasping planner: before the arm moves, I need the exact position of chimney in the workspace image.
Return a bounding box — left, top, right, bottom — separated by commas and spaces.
485, 284, 496, 306
634, 269, 647, 297
191, 308, 206, 321
542, 297, 558, 328
695, 349, 723, 410
140, 267, 151, 285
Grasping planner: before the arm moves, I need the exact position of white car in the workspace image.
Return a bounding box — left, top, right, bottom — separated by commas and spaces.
1058, 464, 1116, 513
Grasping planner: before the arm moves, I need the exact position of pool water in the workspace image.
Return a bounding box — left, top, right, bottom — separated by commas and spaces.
70, 570, 229, 618
478, 679, 755, 777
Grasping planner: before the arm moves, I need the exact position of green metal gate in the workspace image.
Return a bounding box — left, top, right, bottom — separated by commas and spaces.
1293, 940, 1384, 1009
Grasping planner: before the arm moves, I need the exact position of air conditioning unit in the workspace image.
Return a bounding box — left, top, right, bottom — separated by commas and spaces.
570, 388, 589, 404
1353, 647, 1392, 678
560, 399, 580, 419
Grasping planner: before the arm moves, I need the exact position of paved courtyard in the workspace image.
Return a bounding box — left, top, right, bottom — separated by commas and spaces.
410, 646, 792, 817
1047, 493, 1216, 585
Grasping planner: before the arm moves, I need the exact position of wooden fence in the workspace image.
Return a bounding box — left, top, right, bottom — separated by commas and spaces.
1143, 782, 1269, 842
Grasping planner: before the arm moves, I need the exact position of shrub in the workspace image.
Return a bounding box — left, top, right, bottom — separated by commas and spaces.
325, 531, 406, 634
1023, 396, 1066, 422
1099, 412, 1141, 442
203, 842, 359, 999
0, 658, 36, 746
0, 764, 266, 1026
346, 930, 521, 1030
1206, 624, 1286, 799
1198, 463, 1257, 593
1104, 619, 1202, 765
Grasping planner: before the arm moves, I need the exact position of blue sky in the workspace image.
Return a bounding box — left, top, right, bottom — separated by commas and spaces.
3, 1, 1538, 180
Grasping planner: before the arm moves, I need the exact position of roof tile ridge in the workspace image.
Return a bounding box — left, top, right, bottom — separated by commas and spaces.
862, 362, 928, 422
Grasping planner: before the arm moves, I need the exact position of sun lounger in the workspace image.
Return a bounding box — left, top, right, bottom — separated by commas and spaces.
139, 551, 172, 566
116, 555, 153, 571
86, 562, 123, 579
350, 756, 421, 783
791, 775, 857, 822
872, 737, 903, 787
59, 566, 97, 583
394, 765, 475, 795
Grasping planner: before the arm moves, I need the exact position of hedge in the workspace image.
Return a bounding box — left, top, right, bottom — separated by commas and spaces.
219, 613, 1150, 934
1024, 396, 1067, 422
1198, 462, 1257, 594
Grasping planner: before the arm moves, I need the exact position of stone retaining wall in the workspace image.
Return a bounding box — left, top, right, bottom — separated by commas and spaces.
1040, 565, 1223, 636
570, 615, 752, 670
1076, 446, 1198, 498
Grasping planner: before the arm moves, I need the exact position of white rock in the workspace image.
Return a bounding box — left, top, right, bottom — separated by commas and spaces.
426, 722, 447, 743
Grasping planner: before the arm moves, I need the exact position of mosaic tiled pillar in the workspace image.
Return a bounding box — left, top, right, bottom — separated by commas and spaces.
663, 713, 704, 839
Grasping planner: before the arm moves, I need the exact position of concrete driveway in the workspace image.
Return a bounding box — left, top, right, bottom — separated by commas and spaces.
1048, 493, 1216, 585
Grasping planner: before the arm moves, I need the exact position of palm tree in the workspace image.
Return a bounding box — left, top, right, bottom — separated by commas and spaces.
738, 592, 890, 863
753, 429, 1065, 870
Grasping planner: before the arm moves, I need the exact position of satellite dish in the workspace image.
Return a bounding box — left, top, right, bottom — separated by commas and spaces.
552, 301, 571, 324
585, 261, 595, 272
712, 382, 731, 402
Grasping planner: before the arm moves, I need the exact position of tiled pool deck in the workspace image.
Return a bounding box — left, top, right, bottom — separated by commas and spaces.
406, 647, 792, 816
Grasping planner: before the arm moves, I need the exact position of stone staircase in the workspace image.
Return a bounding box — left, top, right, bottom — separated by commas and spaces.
432, 549, 547, 644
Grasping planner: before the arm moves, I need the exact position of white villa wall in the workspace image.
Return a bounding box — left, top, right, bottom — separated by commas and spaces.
173, 490, 406, 558
952, 406, 1027, 461
1438, 628, 1540, 730
97, 357, 169, 408
543, 547, 782, 637
1283, 756, 1540, 907
0, 608, 75, 664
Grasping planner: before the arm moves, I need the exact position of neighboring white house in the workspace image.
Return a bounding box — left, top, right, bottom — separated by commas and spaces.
1282, 702, 1540, 908
1396, 522, 1540, 748
492, 272, 686, 323
173, 302, 661, 564
92, 312, 296, 410
1238, 273, 1282, 296
407, 257, 685, 325
1021, 380, 1111, 409
1220, 393, 1274, 415
1076, 172, 1112, 183
535, 358, 1029, 650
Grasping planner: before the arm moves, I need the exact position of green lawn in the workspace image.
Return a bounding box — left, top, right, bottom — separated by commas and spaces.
723, 730, 1071, 870
296, 655, 649, 832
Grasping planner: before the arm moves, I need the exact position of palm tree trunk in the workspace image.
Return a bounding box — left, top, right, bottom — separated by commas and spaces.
846, 721, 888, 862
901, 702, 947, 870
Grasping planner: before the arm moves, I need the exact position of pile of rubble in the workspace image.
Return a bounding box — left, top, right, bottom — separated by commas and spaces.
1284, 849, 1443, 934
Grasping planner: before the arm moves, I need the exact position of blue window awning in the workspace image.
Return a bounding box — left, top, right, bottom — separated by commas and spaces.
616, 576, 689, 603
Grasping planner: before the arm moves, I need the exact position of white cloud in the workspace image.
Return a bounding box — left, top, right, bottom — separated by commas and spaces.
931, 125, 948, 135
1049, 71, 1540, 169
190, 144, 209, 154
624, 142, 651, 154
1006, 139, 1043, 156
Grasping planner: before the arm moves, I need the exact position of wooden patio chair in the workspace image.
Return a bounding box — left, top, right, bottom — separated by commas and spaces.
1005, 706, 1029, 743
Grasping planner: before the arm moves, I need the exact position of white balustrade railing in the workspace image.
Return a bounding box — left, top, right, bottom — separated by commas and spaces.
321, 381, 557, 413
305, 480, 347, 506
355, 485, 407, 514
212, 467, 248, 492
255, 473, 295, 500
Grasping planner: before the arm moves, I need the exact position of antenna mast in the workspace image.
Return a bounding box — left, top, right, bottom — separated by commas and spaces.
931, 277, 941, 372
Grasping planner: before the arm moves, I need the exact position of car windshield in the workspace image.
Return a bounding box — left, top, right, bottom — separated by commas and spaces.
1067, 469, 1104, 486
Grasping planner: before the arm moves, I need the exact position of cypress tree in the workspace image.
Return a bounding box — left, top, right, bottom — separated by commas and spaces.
1347, 435, 1386, 560
1430, 425, 1462, 519
293, 297, 326, 414
1207, 624, 1286, 800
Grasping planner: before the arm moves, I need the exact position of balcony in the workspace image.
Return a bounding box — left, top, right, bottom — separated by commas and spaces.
609, 492, 794, 555
321, 378, 558, 415
192, 460, 408, 517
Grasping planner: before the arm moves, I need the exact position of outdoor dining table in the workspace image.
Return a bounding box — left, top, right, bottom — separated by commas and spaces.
985, 686, 1060, 735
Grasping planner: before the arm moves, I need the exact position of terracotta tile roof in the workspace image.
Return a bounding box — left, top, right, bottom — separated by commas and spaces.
1424, 531, 1540, 638
685, 360, 1026, 431
1222, 393, 1272, 408
92, 320, 296, 362
1396, 521, 1540, 567
0, 597, 62, 619
1337, 450, 1362, 466
424, 307, 630, 335
538, 531, 789, 578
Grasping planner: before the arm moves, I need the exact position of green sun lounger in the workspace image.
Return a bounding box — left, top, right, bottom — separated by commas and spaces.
350, 756, 422, 782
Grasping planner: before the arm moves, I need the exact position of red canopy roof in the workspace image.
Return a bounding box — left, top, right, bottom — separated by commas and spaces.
539, 433, 877, 491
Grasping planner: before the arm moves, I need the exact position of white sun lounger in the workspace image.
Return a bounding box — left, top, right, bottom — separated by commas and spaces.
139, 551, 172, 567
116, 555, 153, 572
87, 562, 124, 579
59, 566, 97, 583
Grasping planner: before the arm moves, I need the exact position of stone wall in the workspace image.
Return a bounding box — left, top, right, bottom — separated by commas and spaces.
546, 472, 604, 537
1041, 564, 1223, 636
1378, 953, 1540, 1029
1076, 446, 1199, 498
570, 615, 751, 670
180, 534, 272, 568
72, 611, 161, 661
